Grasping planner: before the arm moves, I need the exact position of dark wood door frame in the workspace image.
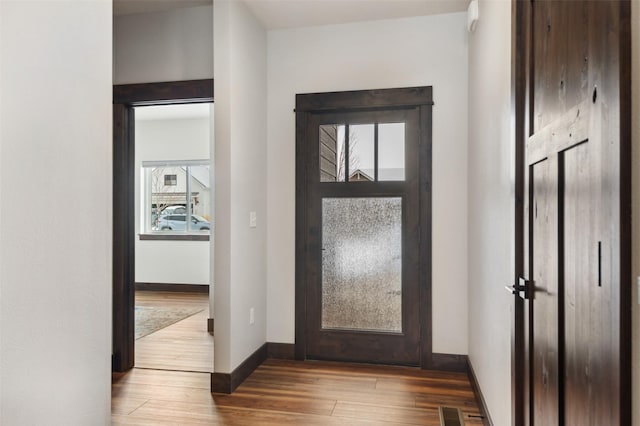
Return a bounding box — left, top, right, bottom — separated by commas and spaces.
294, 87, 436, 369
112, 79, 214, 372
511, 0, 631, 423
511, 1, 530, 423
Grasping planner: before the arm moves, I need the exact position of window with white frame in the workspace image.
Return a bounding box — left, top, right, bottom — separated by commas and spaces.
142, 161, 211, 233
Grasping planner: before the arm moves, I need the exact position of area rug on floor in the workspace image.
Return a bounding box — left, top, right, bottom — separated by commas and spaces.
135, 306, 204, 339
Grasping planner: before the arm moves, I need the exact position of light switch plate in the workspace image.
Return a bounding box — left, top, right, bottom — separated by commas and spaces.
249, 211, 257, 228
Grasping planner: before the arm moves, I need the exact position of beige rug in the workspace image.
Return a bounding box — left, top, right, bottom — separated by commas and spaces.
135, 306, 204, 339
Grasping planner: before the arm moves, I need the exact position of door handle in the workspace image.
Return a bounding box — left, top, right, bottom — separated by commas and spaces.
505, 277, 530, 299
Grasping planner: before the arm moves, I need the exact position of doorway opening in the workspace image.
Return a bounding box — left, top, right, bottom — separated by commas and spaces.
294, 87, 435, 367
112, 79, 214, 373
133, 103, 213, 373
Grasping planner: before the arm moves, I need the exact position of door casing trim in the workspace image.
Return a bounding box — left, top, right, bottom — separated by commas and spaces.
294, 86, 435, 368
112, 79, 214, 372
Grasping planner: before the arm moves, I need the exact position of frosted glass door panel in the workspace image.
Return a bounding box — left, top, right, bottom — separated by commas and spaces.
321, 197, 402, 332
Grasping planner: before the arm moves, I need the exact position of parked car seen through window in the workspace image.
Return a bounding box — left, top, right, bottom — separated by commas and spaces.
157, 214, 210, 231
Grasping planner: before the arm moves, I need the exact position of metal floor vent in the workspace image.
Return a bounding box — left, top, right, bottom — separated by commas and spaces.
438, 406, 464, 426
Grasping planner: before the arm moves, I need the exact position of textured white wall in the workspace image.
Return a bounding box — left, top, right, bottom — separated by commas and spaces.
214, 0, 267, 373
135, 116, 211, 285
113, 5, 213, 84
631, 2, 639, 424
266, 13, 469, 355
467, 1, 513, 425
0, 1, 112, 424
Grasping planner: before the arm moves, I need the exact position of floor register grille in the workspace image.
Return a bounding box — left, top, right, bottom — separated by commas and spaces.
439, 406, 464, 426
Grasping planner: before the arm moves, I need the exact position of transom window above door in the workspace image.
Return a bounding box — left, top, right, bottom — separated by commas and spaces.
319, 122, 405, 182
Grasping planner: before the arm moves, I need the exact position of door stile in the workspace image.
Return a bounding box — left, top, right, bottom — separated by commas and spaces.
294, 109, 309, 360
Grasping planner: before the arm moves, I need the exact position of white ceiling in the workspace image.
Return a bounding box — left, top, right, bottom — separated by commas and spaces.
243, 0, 470, 30
113, 0, 212, 16
114, 0, 470, 27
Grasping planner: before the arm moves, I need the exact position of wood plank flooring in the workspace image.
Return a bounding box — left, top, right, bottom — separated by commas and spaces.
134, 291, 213, 373
114, 291, 484, 424
113, 359, 484, 425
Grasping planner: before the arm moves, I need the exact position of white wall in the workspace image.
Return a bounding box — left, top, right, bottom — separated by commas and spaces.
135, 116, 211, 285
266, 13, 469, 354
631, 2, 639, 425
0, 4, 3, 418
214, 0, 268, 373
0, 1, 112, 424
136, 241, 210, 285
467, 1, 512, 425
0, 4, 4, 421
113, 5, 213, 84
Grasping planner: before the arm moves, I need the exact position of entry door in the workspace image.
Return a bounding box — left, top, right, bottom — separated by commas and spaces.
512, 1, 631, 424
295, 88, 433, 366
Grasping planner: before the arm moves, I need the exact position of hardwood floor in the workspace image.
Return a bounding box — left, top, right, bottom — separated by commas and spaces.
113, 359, 484, 425
134, 291, 213, 373
114, 291, 484, 424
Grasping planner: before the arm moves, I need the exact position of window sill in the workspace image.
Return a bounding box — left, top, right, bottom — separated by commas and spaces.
139, 233, 210, 242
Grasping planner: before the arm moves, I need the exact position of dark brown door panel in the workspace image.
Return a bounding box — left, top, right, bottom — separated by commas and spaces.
512, 0, 630, 424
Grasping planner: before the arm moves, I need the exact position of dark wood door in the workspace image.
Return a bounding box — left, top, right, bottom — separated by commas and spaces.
512, 1, 631, 424
295, 88, 433, 366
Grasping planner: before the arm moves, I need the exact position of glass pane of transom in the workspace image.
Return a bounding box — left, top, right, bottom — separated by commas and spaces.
319, 124, 345, 182
378, 123, 405, 181
348, 124, 375, 182
321, 197, 402, 332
